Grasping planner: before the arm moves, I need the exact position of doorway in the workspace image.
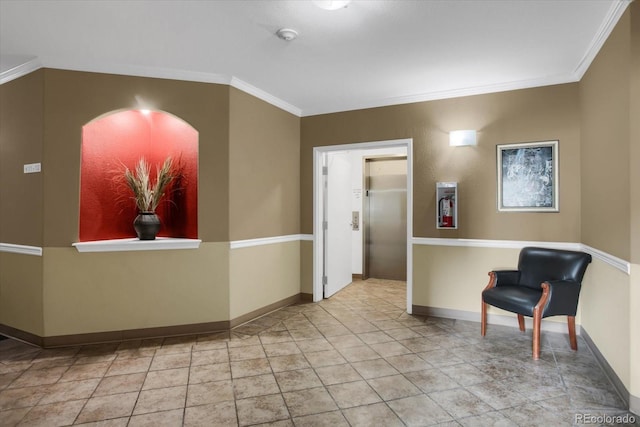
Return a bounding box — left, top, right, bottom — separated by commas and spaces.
363, 156, 407, 281
312, 139, 413, 313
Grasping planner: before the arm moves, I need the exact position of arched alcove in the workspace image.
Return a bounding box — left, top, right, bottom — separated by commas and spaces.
79, 109, 198, 241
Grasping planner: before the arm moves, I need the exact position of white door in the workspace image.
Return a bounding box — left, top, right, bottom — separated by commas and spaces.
324, 151, 353, 298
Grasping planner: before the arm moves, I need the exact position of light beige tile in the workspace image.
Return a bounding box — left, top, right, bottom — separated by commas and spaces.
274, 369, 323, 393
288, 328, 324, 341
268, 354, 310, 373
59, 362, 110, 382
428, 387, 494, 418
357, 331, 395, 345
282, 386, 337, 417
230, 358, 271, 378
128, 408, 184, 427
73, 417, 129, 426
351, 358, 398, 379
258, 331, 293, 345
326, 380, 381, 409
183, 400, 237, 427
385, 353, 432, 373
0, 371, 22, 390
191, 348, 228, 366
314, 364, 362, 386
0, 407, 31, 426
369, 341, 411, 358
236, 394, 290, 426
74, 354, 117, 365
105, 357, 152, 377
228, 345, 266, 362
17, 399, 86, 426
142, 367, 189, 390
39, 378, 100, 404
227, 335, 262, 348
387, 394, 453, 425
94, 373, 146, 396
133, 385, 187, 415
303, 350, 346, 368
326, 334, 363, 350
342, 402, 404, 427
262, 342, 300, 357
233, 374, 280, 399
0, 386, 47, 410
189, 363, 231, 384
10, 366, 68, 388
338, 345, 380, 363
292, 410, 349, 427
186, 380, 234, 407
149, 353, 191, 371
295, 338, 333, 353
367, 374, 421, 400
76, 391, 139, 423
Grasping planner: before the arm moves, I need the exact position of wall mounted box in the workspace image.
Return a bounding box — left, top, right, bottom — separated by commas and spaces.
436, 182, 458, 229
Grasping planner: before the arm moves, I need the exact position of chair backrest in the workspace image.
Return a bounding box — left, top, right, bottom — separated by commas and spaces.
517, 247, 592, 290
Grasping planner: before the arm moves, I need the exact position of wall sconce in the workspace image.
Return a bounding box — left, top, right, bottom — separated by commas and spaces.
449, 130, 477, 147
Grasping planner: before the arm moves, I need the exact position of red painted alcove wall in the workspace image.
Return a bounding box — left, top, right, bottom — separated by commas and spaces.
79, 110, 198, 241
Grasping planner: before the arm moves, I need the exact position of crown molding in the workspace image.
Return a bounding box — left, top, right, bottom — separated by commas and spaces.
230, 77, 302, 117
572, 0, 632, 80
0, 57, 42, 85
300, 73, 578, 117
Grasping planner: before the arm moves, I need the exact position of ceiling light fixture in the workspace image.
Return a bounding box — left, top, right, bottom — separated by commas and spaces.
276, 28, 298, 41
312, 0, 351, 11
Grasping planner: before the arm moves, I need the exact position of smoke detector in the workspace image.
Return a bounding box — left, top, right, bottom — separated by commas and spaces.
276, 28, 298, 41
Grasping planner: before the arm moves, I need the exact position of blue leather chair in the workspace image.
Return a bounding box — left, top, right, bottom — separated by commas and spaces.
481, 247, 592, 359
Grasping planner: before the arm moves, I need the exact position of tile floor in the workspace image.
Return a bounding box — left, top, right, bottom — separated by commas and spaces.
0, 279, 637, 426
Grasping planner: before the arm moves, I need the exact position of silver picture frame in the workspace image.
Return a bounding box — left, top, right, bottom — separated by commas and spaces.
497, 140, 559, 212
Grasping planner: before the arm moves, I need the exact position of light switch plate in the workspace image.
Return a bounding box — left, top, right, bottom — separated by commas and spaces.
24, 163, 41, 173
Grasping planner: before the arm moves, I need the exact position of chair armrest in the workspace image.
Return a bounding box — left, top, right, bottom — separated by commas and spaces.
493, 270, 520, 287
483, 270, 520, 291
540, 280, 581, 317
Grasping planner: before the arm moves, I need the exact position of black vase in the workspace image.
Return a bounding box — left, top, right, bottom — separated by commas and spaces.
133, 212, 161, 240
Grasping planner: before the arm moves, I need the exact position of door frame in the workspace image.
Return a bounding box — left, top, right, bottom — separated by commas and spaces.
312, 138, 414, 314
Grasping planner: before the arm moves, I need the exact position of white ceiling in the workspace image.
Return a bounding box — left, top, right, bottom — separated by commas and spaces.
0, 0, 631, 116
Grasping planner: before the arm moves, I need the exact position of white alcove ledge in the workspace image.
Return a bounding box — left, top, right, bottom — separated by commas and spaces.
72, 237, 202, 253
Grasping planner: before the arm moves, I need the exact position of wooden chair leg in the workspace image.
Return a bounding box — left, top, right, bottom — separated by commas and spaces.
481, 301, 487, 337
568, 316, 577, 351
532, 310, 542, 360
517, 314, 525, 332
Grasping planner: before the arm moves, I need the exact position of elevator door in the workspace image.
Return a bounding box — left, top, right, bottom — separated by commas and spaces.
364, 157, 407, 280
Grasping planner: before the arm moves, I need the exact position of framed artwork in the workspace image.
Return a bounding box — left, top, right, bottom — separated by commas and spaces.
497, 140, 558, 212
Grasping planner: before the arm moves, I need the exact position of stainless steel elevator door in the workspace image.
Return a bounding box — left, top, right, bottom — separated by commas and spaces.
364, 157, 407, 281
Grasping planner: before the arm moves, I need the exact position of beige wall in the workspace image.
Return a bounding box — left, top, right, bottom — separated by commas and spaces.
230, 242, 300, 319
0, 70, 44, 247
413, 244, 578, 325
578, 2, 638, 409
580, 11, 631, 261
300, 240, 313, 295
227, 88, 301, 320
0, 253, 43, 335
1, 69, 305, 341
630, 0, 640, 413
301, 84, 581, 242
229, 88, 300, 240
580, 258, 631, 389
42, 244, 230, 336
42, 69, 231, 245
